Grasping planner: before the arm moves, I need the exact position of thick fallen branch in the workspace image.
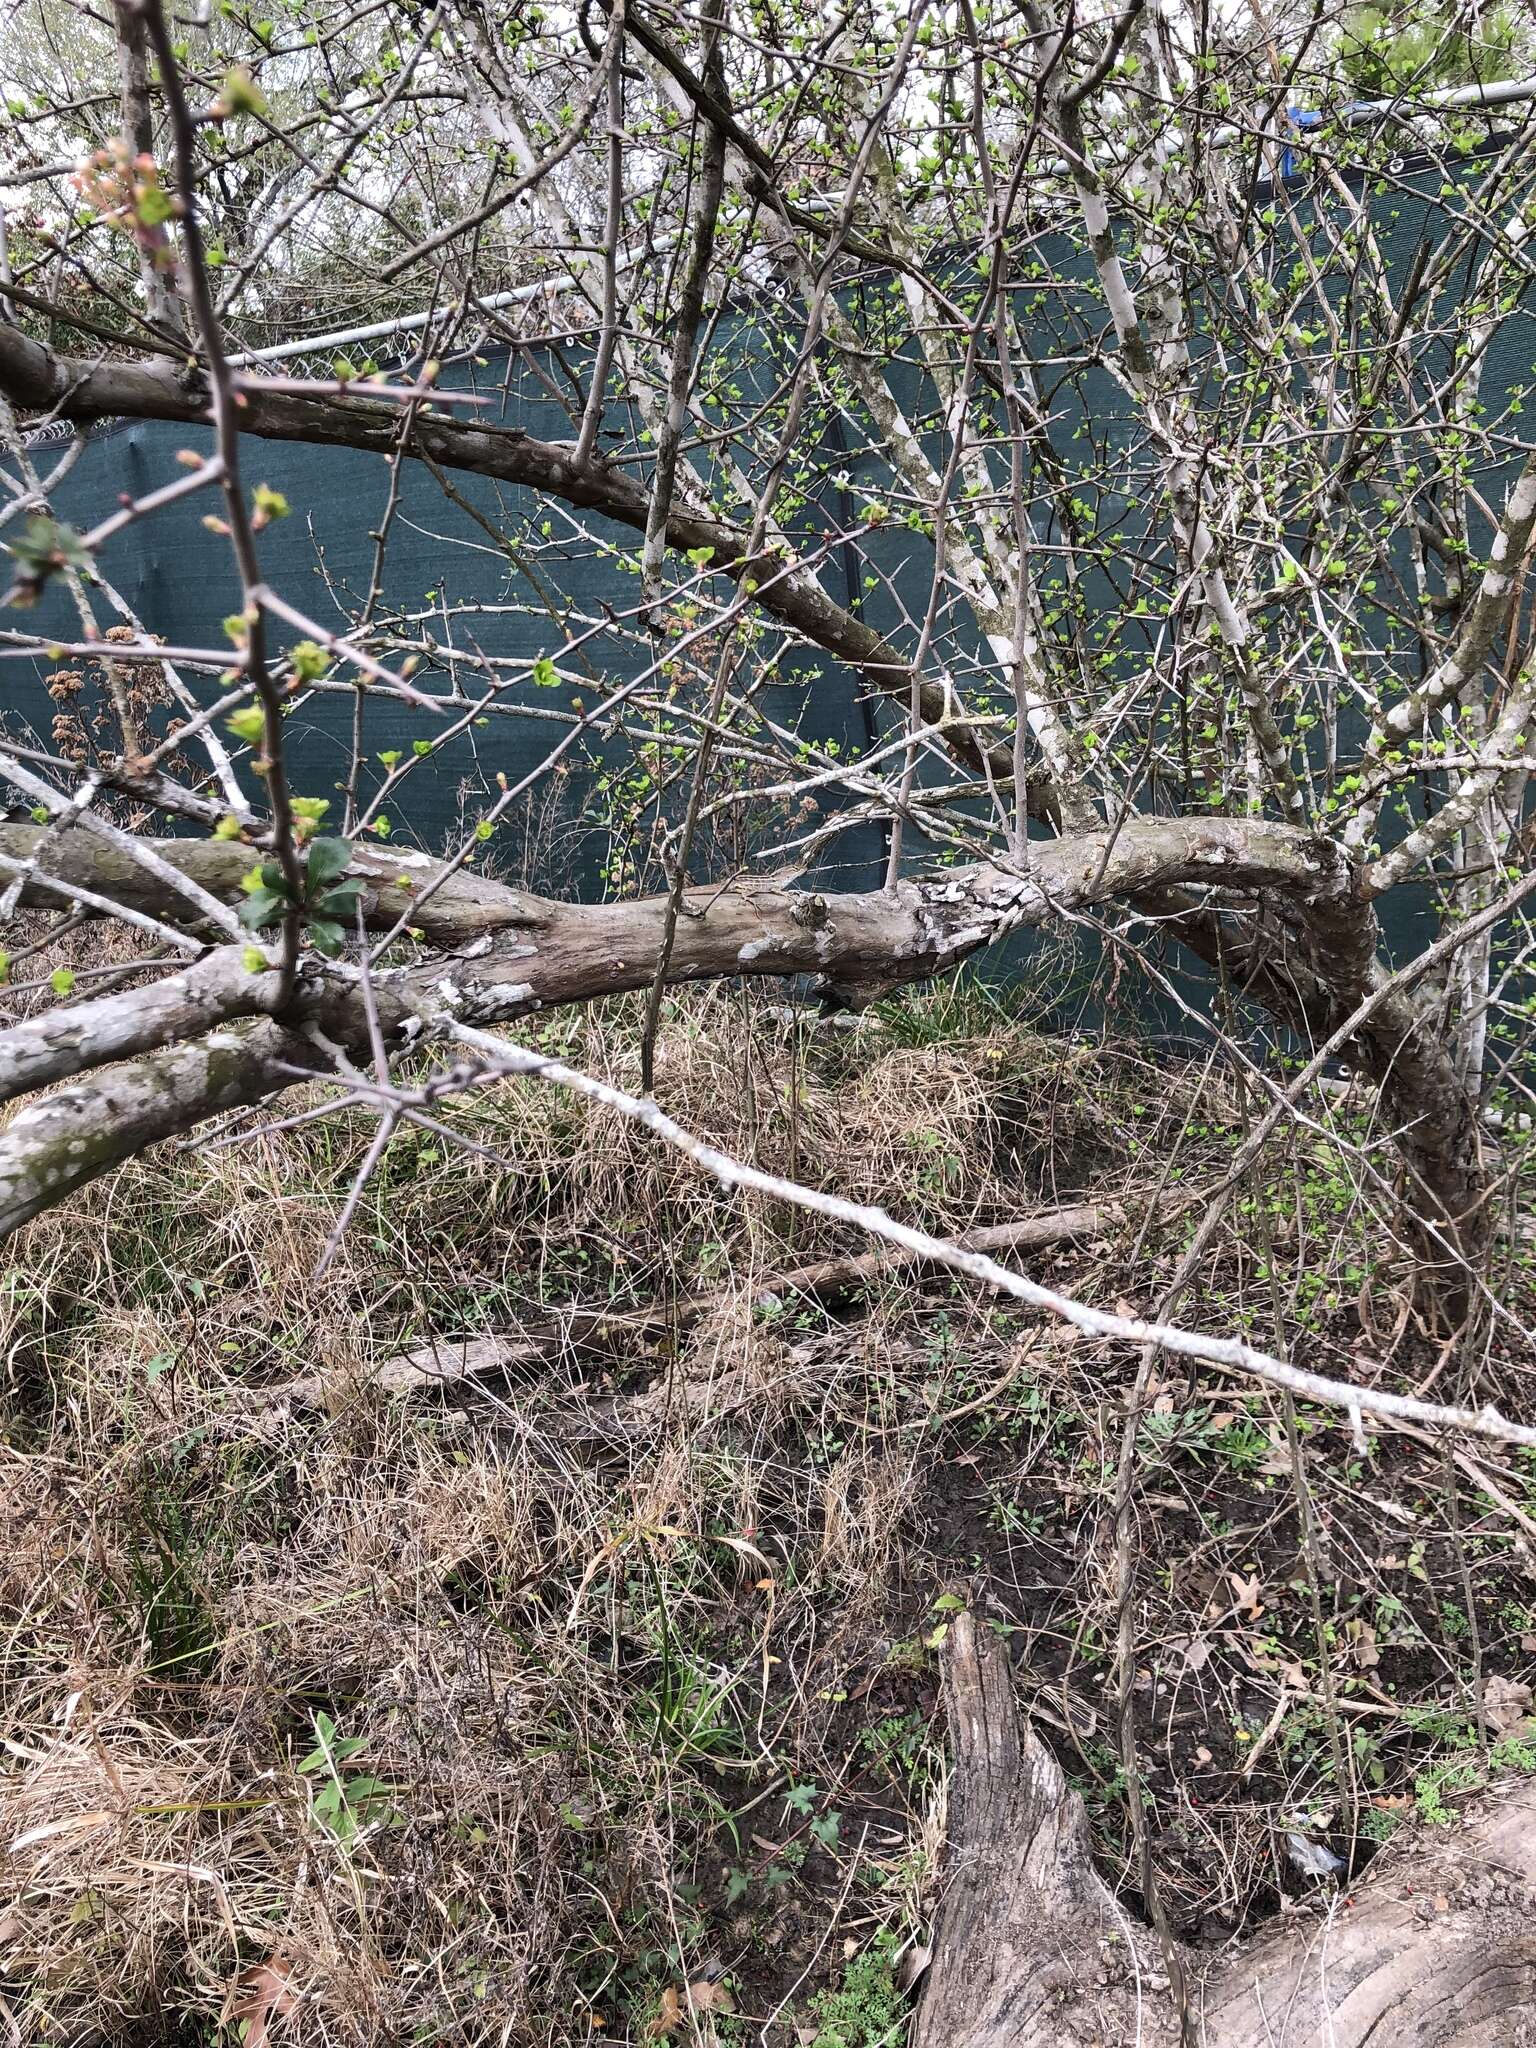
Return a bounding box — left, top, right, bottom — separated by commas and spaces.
0, 826, 1518, 1453
0, 815, 1382, 1239
918, 1611, 1536, 2047
0, 945, 278, 1103
0, 323, 1027, 791
0, 824, 539, 949
0, 800, 1491, 1311
0, 1016, 319, 1237
915, 1609, 1159, 2047
0, 814, 1366, 1033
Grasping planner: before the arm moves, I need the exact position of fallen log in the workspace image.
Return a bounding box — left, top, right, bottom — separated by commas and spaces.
917, 1610, 1536, 2047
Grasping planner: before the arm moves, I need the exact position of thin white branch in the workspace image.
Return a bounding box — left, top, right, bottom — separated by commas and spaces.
446, 1027, 1536, 1454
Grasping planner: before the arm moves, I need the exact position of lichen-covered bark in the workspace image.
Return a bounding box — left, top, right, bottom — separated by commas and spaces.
0, 825, 539, 949
0, 817, 1410, 1241
0, 1018, 318, 1237
0, 945, 278, 1104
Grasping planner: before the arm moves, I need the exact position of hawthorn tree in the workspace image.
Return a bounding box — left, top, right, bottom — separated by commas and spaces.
4, 4, 1536, 2032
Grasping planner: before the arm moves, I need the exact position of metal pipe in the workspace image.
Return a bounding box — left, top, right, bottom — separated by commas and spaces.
223, 237, 675, 367
80, 73, 1536, 374
1343, 75, 1536, 122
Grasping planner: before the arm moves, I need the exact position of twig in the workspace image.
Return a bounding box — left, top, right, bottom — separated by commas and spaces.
438, 1025, 1536, 1452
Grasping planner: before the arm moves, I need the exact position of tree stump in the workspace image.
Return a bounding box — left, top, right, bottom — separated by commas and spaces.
917, 1611, 1536, 2047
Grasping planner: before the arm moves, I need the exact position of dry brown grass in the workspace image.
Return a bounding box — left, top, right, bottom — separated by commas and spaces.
4, 970, 1535, 2045
1, 978, 1160, 2045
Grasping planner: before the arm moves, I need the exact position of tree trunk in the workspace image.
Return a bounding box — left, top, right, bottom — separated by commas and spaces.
918, 1612, 1536, 2048
0, 331, 1497, 1284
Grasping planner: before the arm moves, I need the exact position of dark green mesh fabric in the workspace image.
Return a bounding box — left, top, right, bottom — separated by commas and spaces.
5, 150, 1527, 970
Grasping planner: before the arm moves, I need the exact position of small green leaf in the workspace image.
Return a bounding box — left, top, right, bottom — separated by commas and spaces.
135, 183, 175, 227
314, 879, 363, 918
306, 837, 352, 889
238, 890, 286, 931
289, 640, 332, 682
5, 514, 96, 593
50, 966, 76, 997
213, 813, 244, 841
217, 65, 268, 117
226, 705, 265, 746
242, 945, 268, 973
306, 918, 345, 957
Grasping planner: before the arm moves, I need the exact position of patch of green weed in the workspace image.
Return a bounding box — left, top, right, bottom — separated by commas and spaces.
805, 1931, 907, 2048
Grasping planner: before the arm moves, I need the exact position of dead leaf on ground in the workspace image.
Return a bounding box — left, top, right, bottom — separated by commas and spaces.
1243, 1638, 1307, 1688
688, 1978, 735, 2015
648, 1978, 734, 2038
1258, 1435, 1292, 1478
226, 1954, 297, 2048
1345, 1618, 1380, 1670
1228, 1570, 1265, 1620
647, 1986, 682, 2040
896, 1943, 933, 1992
1481, 1674, 1534, 1735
